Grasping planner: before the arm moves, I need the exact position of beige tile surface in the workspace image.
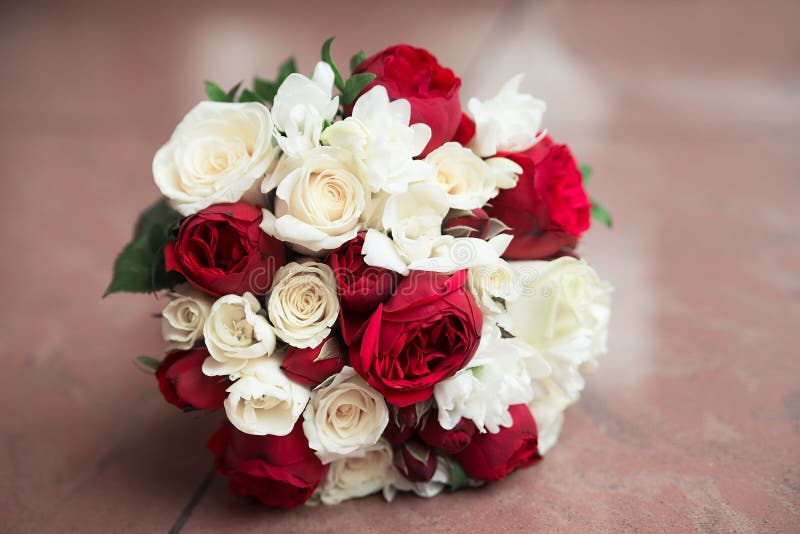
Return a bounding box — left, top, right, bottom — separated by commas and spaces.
0, 0, 798, 532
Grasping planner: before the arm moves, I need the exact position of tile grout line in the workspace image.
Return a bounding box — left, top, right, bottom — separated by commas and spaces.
168, 466, 216, 534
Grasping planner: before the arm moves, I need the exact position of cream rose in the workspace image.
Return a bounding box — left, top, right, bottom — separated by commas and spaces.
317, 439, 398, 505
260, 147, 367, 254
161, 288, 212, 351
302, 367, 389, 464
224, 355, 310, 436
202, 292, 277, 376
153, 101, 278, 216
425, 142, 521, 210
267, 262, 339, 348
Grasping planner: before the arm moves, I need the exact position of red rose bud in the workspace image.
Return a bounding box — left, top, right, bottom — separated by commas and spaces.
156, 349, 229, 411
383, 404, 420, 445
280, 337, 346, 388
354, 45, 462, 156
394, 439, 437, 483
443, 208, 491, 239
418, 411, 477, 454
165, 202, 287, 297
454, 404, 540, 482
350, 270, 482, 407
326, 233, 398, 344
207, 421, 327, 509
452, 112, 476, 146
487, 136, 591, 260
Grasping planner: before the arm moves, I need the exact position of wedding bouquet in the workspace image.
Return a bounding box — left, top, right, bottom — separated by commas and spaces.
106, 39, 613, 509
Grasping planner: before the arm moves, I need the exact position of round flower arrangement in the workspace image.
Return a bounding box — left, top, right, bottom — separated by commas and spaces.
106, 39, 613, 509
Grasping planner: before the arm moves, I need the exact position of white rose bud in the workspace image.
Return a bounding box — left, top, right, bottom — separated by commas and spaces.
202, 292, 277, 376
468, 74, 547, 157
161, 288, 213, 351
425, 142, 521, 210
318, 439, 398, 505
260, 147, 368, 254
153, 101, 279, 216
267, 262, 339, 348
224, 355, 310, 436
302, 367, 389, 464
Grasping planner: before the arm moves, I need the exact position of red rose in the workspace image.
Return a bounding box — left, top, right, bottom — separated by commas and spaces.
207, 421, 326, 509
354, 45, 462, 156
326, 233, 398, 344
165, 202, 286, 297
351, 270, 482, 407
454, 404, 540, 481
452, 113, 476, 146
418, 411, 477, 454
156, 349, 228, 411
394, 439, 437, 482
487, 136, 591, 260
280, 337, 346, 388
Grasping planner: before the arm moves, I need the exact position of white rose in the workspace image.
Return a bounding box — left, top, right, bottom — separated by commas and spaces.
303, 367, 389, 464
267, 262, 339, 348
318, 439, 398, 505
271, 62, 339, 158
224, 355, 310, 436
434, 323, 550, 433
506, 257, 612, 401
260, 147, 367, 254
321, 85, 433, 194
527, 376, 571, 455
468, 74, 547, 157
161, 287, 213, 351
153, 101, 278, 216
202, 292, 277, 376
425, 142, 521, 210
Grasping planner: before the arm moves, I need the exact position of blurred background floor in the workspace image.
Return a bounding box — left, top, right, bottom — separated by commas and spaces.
1, 0, 798, 532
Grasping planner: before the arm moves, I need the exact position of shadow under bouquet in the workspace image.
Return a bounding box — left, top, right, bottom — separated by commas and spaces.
106, 38, 613, 509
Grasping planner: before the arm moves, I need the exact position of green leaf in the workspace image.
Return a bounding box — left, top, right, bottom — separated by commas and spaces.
321, 36, 345, 91
277, 57, 297, 84
579, 164, 592, 186
238, 89, 264, 103
449, 461, 469, 491
591, 198, 613, 228
204, 81, 231, 102
136, 355, 161, 371
341, 72, 376, 106
253, 77, 276, 102
104, 199, 184, 297
226, 81, 242, 101
349, 50, 366, 72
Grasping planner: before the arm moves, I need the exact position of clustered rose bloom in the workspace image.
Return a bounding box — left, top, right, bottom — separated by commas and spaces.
121, 39, 613, 509
350, 270, 483, 407
165, 202, 287, 297
208, 421, 326, 509
353, 44, 463, 156
488, 136, 591, 260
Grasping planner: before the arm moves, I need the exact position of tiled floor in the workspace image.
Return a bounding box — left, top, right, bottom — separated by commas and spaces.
1, 1, 798, 532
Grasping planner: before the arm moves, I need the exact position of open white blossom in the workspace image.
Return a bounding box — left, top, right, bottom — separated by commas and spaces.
425, 142, 521, 210
318, 439, 398, 505
224, 355, 310, 436
202, 292, 277, 377
506, 257, 613, 403
267, 262, 339, 348
321, 85, 432, 194
302, 367, 389, 464
468, 74, 547, 157
434, 323, 550, 433
271, 62, 339, 157
161, 287, 213, 351
527, 376, 571, 455
260, 147, 367, 254
153, 101, 278, 216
